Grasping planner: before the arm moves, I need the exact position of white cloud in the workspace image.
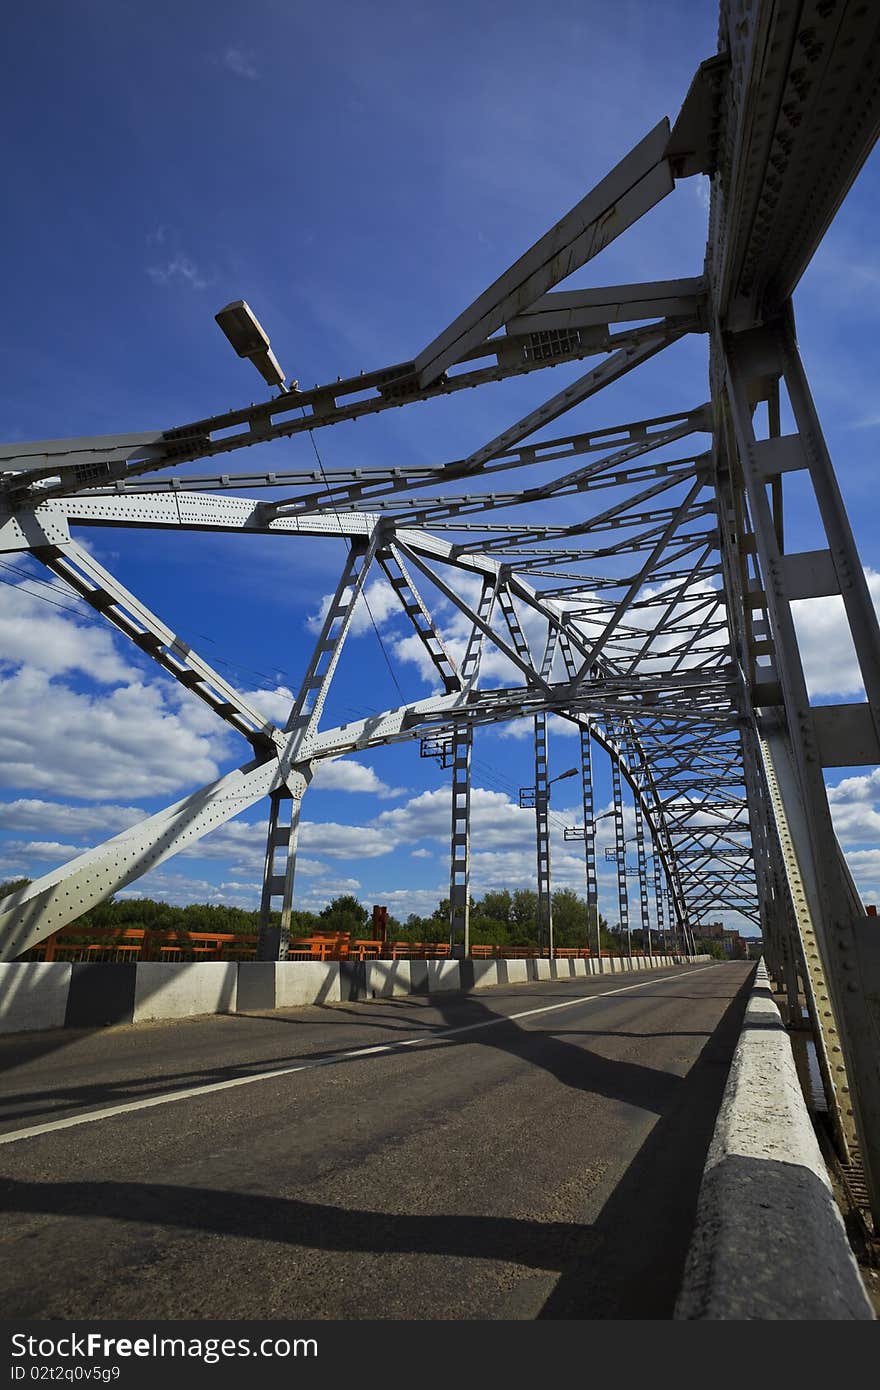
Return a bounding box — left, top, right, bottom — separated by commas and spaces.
298, 820, 392, 859
147, 254, 207, 291
306, 578, 400, 638
842, 848, 880, 879
0, 668, 231, 801
0, 578, 241, 802
291, 875, 363, 902
835, 845, 880, 907
293, 857, 332, 878
792, 569, 880, 698
310, 756, 405, 798
240, 686, 293, 725
496, 713, 579, 741
0, 799, 145, 837
117, 871, 255, 909
0, 581, 132, 684
827, 769, 880, 846
1, 839, 95, 863
222, 48, 258, 79
169, 819, 264, 870
378, 785, 536, 851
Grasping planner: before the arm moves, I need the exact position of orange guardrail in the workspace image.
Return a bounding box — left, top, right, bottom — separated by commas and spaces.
28, 928, 607, 965
31, 926, 260, 963
388, 941, 450, 959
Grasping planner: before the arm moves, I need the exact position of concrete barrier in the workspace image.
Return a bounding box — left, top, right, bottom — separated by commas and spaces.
364, 960, 412, 999
426, 960, 461, 992
675, 959, 874, 1320
276, 961, 342, 1008
0, 962, 71, 1032
0, 952, 712, 1033
133, 962, 237, 1023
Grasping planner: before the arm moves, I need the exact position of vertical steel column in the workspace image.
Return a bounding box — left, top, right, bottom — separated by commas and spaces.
737, 714, 801, 1013
259, 534, 378, 959
779, 313, 880, 733
534, 712, 553, 958
633, 790, 652, 958
579, 722, 600, 962
627, 729, 652, 958
724, 321, 880, 1218
558, 632, 600, 962
258, 788, 306, 960
666, 888, 677, 954
533, 623, 560, 959
610, 738, 631, 956
445, 575, 498, 952
653, 844, 666, 950
448, 722, 473, 956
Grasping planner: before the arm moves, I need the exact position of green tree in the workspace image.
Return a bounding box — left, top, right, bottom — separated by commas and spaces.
0, 877, 31, 900
319, 894, 369, 936
468, 915, 510, 946
479, 890, 512, 926
550, 887, 590, 946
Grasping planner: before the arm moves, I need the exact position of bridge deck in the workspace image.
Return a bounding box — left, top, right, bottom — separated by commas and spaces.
0, 962, 753, 1319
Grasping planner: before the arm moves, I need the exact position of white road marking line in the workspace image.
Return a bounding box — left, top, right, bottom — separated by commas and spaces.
0, 965, 719, 1145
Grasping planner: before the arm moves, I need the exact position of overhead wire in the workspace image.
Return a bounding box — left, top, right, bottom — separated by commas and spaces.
0, 558, 299, 696
1, 558, 585, 841
301, 408, 406, 705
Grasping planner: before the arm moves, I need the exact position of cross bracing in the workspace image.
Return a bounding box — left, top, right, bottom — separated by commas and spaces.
1, 0, 880, 1223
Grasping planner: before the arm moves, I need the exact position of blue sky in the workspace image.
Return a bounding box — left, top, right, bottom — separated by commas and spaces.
1, 0, 879, 931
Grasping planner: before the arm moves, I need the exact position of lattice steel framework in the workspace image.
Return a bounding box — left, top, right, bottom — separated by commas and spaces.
1, 0, 879, 1221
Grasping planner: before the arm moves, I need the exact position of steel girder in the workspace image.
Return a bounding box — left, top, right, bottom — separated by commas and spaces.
1, 0, 879, 1221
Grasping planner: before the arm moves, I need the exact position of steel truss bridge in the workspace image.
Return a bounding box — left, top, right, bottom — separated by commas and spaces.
1, 0, 880, 1225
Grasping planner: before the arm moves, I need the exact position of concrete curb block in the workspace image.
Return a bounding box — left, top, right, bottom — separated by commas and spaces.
675, 959, 874, 1320
133, 963, 237, 1024
0, 962, 71, 1032
0, 953, 711, 1033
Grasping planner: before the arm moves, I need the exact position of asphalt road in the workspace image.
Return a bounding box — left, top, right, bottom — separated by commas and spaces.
0, 961, 753, 1320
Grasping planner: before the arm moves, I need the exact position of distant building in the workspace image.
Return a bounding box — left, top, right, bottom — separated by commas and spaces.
694, 921, 749, 958
722, 930, 748, 960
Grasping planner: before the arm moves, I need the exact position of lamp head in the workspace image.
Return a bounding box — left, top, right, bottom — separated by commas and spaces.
215, 300, 288, 390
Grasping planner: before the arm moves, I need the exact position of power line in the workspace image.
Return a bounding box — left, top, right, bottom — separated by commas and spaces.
472, 753, 572, 837
0, 561, 297, 695
0, 566, 90, 621
302, 410, 406, 705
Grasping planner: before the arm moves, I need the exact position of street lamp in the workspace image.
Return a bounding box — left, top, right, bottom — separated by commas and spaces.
518, 765, 578, 808
564, 805, 613, 840
518, 766, 578, 961
214, 300, 294, 391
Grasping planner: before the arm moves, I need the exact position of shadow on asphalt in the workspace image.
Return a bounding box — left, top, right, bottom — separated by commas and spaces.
0, 972, 733, 1126
0, 973, 754, 1319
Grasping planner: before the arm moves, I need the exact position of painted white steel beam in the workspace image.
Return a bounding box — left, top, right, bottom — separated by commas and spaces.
0, 757, 290, 959
414, 120, 675, 386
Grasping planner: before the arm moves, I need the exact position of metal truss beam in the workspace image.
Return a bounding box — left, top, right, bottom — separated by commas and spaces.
0, 756, 284, 959
414, 120, 675, 386
36, 538, 281, 751
722, 312, 880, 1223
